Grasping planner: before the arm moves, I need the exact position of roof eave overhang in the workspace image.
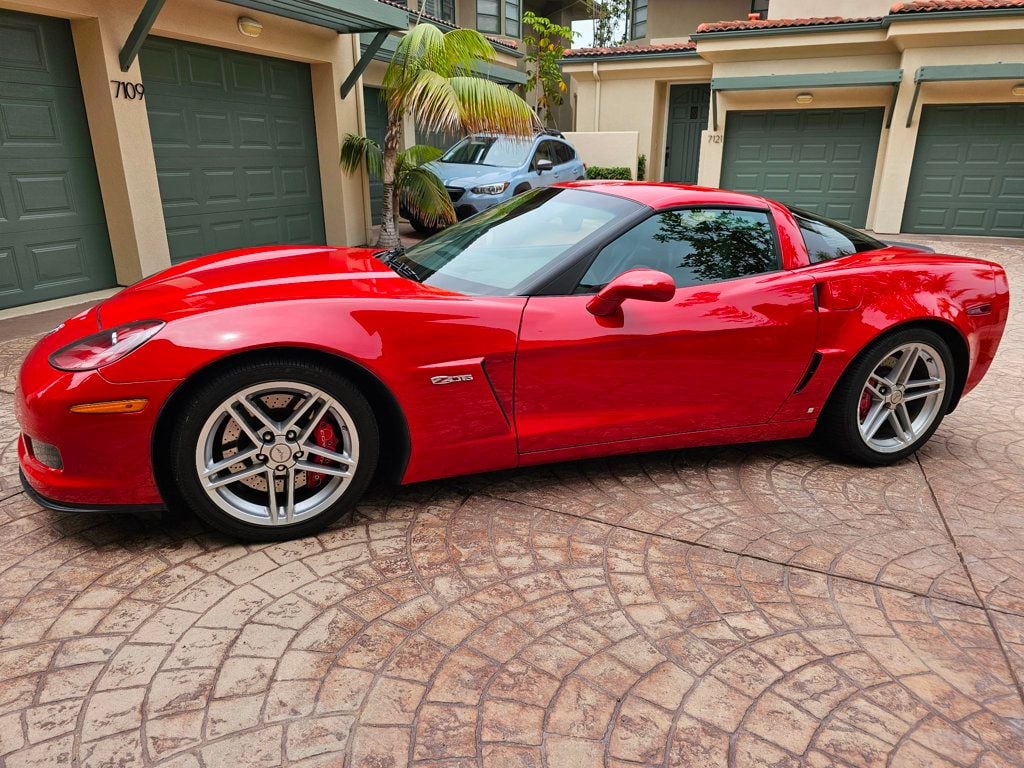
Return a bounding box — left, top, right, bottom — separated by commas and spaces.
560, 50, 699, 65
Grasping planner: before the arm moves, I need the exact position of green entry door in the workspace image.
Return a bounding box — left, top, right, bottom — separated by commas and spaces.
721, 108, 883, 226
664, 84, 710, 183
0, 9, 116, 310
140, 38, 326, 263
902, 103, 1024, 237
363, 86, 387, 225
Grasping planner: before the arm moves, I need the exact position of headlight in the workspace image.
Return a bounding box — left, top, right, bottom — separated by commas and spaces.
471, 181, 510, 195
49, 320, 165, 372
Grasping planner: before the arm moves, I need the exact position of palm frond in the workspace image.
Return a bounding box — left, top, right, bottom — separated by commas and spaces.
398, 166, 455, 227
448, 77, 538, 136
340, 133, 383, 178
403, 69, 465, 136
400, 143, 444, 170
385, 23, 448, 94
441, 28, 497, 74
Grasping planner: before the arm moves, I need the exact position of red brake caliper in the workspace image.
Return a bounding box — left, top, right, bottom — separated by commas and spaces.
859, 390, 872, 420
305, 418, 338, 489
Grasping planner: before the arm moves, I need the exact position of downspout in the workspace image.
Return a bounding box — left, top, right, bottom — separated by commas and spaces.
592, 61, 601, 131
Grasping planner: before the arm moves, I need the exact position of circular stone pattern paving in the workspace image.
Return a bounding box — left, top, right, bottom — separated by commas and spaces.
0, 237, 1022, 767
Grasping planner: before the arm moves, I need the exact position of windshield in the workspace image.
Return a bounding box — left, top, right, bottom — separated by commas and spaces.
383, 188, 644, 296
440, 135, 534, 167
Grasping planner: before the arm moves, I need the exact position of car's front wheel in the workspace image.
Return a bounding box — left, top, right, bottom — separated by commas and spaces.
169, 358, 379, 540
818, 328, 953, 464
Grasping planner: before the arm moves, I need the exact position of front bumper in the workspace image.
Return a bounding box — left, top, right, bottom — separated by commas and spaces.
450, 187, 517, 220
16, 313, 181, 508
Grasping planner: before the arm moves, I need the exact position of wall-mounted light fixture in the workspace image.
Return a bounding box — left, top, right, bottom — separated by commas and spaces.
1012, 83, 1024, 97
795, 92, 814, 104
237, 16, 263, 37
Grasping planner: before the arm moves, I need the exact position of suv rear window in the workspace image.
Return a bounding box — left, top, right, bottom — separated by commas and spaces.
789, 206, 884, 263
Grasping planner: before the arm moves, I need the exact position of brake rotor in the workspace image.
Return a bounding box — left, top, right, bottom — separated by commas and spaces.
219, 394, 309, 493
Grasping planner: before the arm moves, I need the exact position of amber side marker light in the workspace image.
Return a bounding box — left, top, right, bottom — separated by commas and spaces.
70, 399, 149, 415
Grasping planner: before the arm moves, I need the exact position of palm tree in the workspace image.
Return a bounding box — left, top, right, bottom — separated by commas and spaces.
343, 23, 537, 248
341, 139, 453, 234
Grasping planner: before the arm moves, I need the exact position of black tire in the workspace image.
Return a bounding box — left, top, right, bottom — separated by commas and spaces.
167, 358, 379, 541
816, 327, 954, 465
409, 217, 439, 236
513, 183, 531, 195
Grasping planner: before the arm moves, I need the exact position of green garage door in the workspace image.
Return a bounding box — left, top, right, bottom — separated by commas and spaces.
140, 38, 325, 263
902, 104, 1024, 237
0, 9, 115, 310
722, 108, 884, 227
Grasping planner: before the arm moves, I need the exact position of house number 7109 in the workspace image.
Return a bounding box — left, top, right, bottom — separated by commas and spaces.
111, 80, 145, 100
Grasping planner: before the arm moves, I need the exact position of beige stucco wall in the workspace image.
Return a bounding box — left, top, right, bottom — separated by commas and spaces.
566, 14, 1024, 234
768, 0, 892, 20
637, 0, 749, 45
565, 56, 712, 181
0, 0, 368, 286
562, 131, 639, 177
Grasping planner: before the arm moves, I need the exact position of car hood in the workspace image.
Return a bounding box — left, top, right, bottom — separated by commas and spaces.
97, 245, 456, 327
427, 161, 515, 188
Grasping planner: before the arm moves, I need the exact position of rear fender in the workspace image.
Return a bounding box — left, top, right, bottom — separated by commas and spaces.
773, 257, 995, 422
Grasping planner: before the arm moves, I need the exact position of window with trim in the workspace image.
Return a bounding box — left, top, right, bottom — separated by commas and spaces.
630, 0, 648, 39
421, 0, 455, 23
750, 0, 769, 20
477, 0, 500, 33
577, 208, 779, 291
788, 207, 883, 263
505, 0, 520, 37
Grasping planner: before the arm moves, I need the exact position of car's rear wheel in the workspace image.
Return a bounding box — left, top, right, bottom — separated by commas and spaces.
169, 359, 378, 540
818, 328, 953, 465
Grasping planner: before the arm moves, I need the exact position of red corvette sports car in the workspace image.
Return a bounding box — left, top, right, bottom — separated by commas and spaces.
16, 182, 1009, 540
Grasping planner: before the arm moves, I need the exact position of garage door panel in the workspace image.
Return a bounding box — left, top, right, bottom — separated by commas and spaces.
903, 103, 1024, 237
722, 107, 882, 227
142, 37, 325, 262
994, 210, 1024, 230
165, 204, 323, 262
0, 10, 115, 309
0, 13, 80, 87
1, 224, 113, 304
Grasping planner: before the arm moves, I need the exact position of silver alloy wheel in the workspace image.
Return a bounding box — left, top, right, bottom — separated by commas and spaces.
857, 342, 946, 454
194, 381, 359, 526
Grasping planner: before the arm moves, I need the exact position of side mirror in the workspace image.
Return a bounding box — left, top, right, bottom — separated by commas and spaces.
536, 158, 553, 174
586, 268, 675, 316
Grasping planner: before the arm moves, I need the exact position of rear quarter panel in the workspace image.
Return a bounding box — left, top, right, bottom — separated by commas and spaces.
773, 248, 1008, 422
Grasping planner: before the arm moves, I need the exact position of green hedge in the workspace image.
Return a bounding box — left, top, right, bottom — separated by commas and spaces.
585, 166, 632, 180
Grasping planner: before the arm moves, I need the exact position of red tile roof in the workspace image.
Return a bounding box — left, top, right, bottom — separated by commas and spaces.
890, 0, 1024, 12
695, 16, 883, 33
562, 41, 697, 57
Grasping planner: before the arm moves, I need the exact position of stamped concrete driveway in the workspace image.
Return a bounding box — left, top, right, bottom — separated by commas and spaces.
0, 236, 1022, 768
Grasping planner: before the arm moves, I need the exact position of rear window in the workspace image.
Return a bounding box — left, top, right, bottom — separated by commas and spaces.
789, 206, 884, 263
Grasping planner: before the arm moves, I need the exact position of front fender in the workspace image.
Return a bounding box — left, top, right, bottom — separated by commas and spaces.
101, 296, 528, 483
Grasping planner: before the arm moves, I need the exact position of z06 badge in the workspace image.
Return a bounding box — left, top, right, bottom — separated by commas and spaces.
431, 374, 474, 385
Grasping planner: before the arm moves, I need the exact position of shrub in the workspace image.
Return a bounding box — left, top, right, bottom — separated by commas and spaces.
637, 154, 647, 181
585, 166, 632, 180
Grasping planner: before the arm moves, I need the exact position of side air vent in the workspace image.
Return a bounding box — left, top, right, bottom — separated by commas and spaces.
794, 352, 823, 394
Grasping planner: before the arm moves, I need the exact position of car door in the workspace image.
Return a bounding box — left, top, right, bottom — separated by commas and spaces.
530, 140, 560, 188
514, 206, 820, 453
552, 142, 578, 183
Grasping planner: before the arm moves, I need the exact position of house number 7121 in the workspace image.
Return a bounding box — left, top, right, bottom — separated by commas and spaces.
111, 80, 145, 100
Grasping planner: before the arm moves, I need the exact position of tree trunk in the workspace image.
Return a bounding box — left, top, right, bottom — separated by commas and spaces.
376, 119, 402, 249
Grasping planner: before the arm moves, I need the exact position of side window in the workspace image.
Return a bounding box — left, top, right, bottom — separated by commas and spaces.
577, 208, 779, 292
533, 141, 558, 169
555, 142, 575, 165
789, 206, 884, 263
